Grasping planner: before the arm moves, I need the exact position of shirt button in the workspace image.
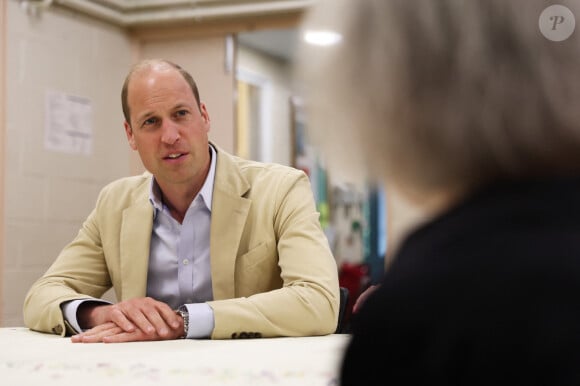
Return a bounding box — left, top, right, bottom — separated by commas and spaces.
183, 259, 189, 265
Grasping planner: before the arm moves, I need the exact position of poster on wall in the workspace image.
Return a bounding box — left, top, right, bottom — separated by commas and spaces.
45, 90, 93, 156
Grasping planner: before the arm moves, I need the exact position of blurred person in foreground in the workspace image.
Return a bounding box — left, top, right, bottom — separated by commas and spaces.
23, 59, 339, 342
297, 0, 580, 384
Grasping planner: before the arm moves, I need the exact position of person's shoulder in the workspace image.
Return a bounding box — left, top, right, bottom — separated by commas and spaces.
101, 172, 151, 192
96, 172, 152, 207
242, 158, 302, 175
242, 160, 308, 188
220, 149, 304, 178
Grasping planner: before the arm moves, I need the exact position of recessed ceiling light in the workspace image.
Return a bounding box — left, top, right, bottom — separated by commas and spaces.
303, 30, 342, 46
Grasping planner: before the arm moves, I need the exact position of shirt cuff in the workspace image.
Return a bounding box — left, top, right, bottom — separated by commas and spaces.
61, 298, 111, 333
183, 303, 214, 339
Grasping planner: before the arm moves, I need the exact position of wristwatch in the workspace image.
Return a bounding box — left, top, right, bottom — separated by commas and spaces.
176, 305, 189, 339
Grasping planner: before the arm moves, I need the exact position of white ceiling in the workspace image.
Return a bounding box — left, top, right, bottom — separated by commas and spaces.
49, 0, 310, 27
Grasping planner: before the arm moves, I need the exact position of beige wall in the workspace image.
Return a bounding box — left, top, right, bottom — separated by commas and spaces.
2, 2, 133, 326
0, 0, 6, 320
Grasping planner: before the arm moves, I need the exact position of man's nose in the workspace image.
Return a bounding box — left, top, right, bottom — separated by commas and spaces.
161, 121, 180, 144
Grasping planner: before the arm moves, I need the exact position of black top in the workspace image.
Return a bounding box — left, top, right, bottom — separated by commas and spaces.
341, 177, 580, 386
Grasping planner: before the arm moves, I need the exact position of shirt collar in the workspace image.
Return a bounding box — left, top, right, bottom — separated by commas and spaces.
149, 144, 217, 218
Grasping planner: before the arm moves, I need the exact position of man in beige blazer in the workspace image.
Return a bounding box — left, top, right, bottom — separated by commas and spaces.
23, 59, 339, 342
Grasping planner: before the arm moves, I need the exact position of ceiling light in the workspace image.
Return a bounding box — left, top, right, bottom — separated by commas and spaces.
303, 30, 342, 46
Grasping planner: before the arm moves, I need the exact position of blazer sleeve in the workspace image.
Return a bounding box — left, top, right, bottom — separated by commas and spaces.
22, 174, 151, 336
208, 167, 340, 339
22, 204, 111, 336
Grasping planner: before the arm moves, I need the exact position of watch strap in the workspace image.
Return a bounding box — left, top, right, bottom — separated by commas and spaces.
176, 305, 189, 339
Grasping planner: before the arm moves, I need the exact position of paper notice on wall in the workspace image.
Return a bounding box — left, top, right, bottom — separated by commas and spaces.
45, 90, 93, 155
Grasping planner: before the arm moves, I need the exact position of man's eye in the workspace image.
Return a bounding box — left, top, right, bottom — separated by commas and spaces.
143, 118, 156, 126
176, 110, 188, 117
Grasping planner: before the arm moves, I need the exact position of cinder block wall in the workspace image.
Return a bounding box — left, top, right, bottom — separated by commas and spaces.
2, 2, 133, 326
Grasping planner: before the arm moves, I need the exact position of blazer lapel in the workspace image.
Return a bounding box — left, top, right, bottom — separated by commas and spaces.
119, 190, 153, 300
210, 145, 251, 299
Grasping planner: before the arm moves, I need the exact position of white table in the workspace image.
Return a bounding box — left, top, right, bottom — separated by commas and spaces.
0, 327, 350, 386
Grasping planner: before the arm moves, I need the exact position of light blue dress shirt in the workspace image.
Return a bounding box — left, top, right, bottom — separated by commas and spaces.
62, 145, 217, 339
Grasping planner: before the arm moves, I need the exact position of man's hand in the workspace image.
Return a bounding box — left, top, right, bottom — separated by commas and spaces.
71, 297, 184, 343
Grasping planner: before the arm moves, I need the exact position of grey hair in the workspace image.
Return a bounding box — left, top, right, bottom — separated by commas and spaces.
296, 0, 580, 194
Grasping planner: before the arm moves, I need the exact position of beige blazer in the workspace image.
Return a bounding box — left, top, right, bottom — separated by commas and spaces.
23, 145, 339, 339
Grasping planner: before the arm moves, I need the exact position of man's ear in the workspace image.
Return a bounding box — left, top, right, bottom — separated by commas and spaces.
124, 121, 137, 150
200, 102, 211, 126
